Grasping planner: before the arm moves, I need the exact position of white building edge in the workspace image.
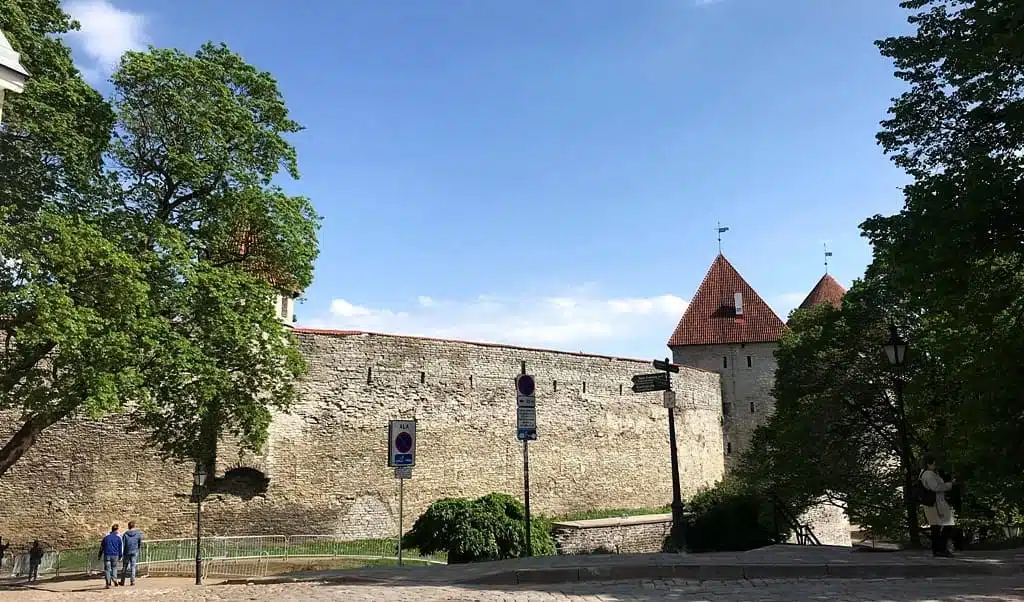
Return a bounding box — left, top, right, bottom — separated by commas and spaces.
0, 28, 30, 122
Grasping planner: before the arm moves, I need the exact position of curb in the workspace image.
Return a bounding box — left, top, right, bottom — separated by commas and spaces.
459, 562, 1024, 586
223, 561, 1024, 587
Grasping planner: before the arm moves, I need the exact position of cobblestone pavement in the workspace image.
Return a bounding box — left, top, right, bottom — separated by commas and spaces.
4, 576, 1024, 601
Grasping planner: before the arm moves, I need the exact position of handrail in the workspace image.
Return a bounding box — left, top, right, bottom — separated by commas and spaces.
769, 492, 821, 546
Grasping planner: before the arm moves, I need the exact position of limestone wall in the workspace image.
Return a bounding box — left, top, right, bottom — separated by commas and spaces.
551, 514, 672, 554
795, 501, 853, 547
0, 331, 725, 548
670, 342, 777, 471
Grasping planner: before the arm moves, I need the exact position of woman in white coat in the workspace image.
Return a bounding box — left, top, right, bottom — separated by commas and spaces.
920, 455, 956, 557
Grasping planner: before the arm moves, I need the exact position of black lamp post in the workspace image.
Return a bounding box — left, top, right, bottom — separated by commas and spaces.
883, 324, 917, 544
883, 324, 908, 368
193, 462, 207, 585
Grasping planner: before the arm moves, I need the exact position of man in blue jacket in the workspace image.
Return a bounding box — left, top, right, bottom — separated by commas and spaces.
119, 521, 143, 586
97, 524, 123, 589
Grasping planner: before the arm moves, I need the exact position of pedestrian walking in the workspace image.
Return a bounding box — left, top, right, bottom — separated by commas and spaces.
26, 540, 42, 582
97, 524, 123, 589
920, 455, 956, 557
119, 521, 143, 586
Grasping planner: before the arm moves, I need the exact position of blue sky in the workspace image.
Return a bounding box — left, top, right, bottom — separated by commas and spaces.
63, 0, 913, 359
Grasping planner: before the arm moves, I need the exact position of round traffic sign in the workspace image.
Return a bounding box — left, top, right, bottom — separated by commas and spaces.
517, 375, 535, 396
395, 431, 413, 454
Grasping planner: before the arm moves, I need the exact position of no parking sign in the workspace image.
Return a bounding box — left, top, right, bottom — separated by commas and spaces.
388, 419, 416, 467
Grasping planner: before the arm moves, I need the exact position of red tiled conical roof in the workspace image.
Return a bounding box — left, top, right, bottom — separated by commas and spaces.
798, 273, 846, 310
667, 254, 787, 346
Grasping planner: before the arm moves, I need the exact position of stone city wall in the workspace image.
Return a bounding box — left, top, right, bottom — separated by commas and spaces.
551, 514, 673, 554
0, 330, 725, 548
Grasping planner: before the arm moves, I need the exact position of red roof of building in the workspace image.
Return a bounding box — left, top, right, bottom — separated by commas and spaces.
667, 254, 787, 347
798, 273, 846, 310
230, 229, 301, 295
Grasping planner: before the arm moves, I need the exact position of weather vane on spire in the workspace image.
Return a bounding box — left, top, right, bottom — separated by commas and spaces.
717, 222, 729, 254
824, 242, 833, 274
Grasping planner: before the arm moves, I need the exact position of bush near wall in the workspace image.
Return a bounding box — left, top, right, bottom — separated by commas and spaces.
403, 493, 555, 563
681, 480, 782, 552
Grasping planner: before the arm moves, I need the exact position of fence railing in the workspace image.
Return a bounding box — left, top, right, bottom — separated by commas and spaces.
0, 535, 446, 581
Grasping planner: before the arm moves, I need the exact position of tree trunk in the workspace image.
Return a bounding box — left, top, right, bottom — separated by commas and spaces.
0, 411, 69, 478
197, 405, 220, 478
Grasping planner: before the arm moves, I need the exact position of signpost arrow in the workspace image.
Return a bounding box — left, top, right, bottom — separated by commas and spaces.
653, 359, 680, 373
631, 372, 670, 393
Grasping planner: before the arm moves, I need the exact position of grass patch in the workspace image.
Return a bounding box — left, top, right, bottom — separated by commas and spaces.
549, 506, 672, 522
50, 537, 445, 573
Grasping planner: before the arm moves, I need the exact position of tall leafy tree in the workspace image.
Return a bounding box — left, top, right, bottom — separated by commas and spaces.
0, 0, 141, 475
740, 269, 944, 544
0, 3, 319, 478
109, 44, 321, 473
863, 0, 1024, 503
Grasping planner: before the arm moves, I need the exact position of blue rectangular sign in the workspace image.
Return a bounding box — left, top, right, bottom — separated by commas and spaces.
393, 454, 414, 466
517, 428, 537, 441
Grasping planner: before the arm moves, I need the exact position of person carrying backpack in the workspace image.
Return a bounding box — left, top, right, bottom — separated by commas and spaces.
919, 455, 956, 557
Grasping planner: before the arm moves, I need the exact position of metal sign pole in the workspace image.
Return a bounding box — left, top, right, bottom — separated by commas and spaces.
522, 361, 533, 558
398, 476, 404, 567
663, 358, 685, 551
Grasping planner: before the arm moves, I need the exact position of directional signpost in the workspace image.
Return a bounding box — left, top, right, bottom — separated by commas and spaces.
633, 358, 687, 551
388, 419, 417, 566
653, 359, 680, 374
515, 364, 536, 557
631, 372, 670, 393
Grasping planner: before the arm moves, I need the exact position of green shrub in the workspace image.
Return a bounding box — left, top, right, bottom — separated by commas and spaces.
683, 480, 780, 552
403, 493, 555, 563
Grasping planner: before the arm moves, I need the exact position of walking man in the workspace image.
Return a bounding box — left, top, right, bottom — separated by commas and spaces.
120, 521, 143, 586
26, 540, 43, 582
97, 524, 123, 589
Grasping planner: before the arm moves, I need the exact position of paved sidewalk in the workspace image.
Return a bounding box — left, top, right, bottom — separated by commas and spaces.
3, 575, 1024, 601
268, 544, 1024, 586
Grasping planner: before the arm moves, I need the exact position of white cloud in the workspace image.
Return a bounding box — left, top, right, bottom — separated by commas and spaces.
304, 288, 690, 356
64, 0, 148, 81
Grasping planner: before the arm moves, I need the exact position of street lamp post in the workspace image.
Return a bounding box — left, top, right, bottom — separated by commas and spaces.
193, 462, 207, 586
883, 324, 918, 544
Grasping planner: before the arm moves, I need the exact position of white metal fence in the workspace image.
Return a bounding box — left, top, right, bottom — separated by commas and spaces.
0, 535, 446, 581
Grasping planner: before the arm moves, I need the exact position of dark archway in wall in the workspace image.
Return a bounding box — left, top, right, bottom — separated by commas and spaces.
211, 466, 270, 501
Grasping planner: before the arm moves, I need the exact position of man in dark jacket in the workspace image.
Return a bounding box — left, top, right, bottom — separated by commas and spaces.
97, 525, 123, 589
119, 521, 143, 586
27, 541, 43, 582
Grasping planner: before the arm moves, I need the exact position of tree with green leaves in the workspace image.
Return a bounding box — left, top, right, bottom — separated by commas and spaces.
863, 0, 1024, 505
0, 0, 135, 475
739, 268, 948, 545
0, 0, 319, 478
108, 43, 320, 472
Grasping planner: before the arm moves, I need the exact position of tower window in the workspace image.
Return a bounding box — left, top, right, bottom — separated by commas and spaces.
746, 356, 752, 368
723, 356, 728, 369
726, 442, 732, 455
279, 295, 288, 318
750, 402, 755, 413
